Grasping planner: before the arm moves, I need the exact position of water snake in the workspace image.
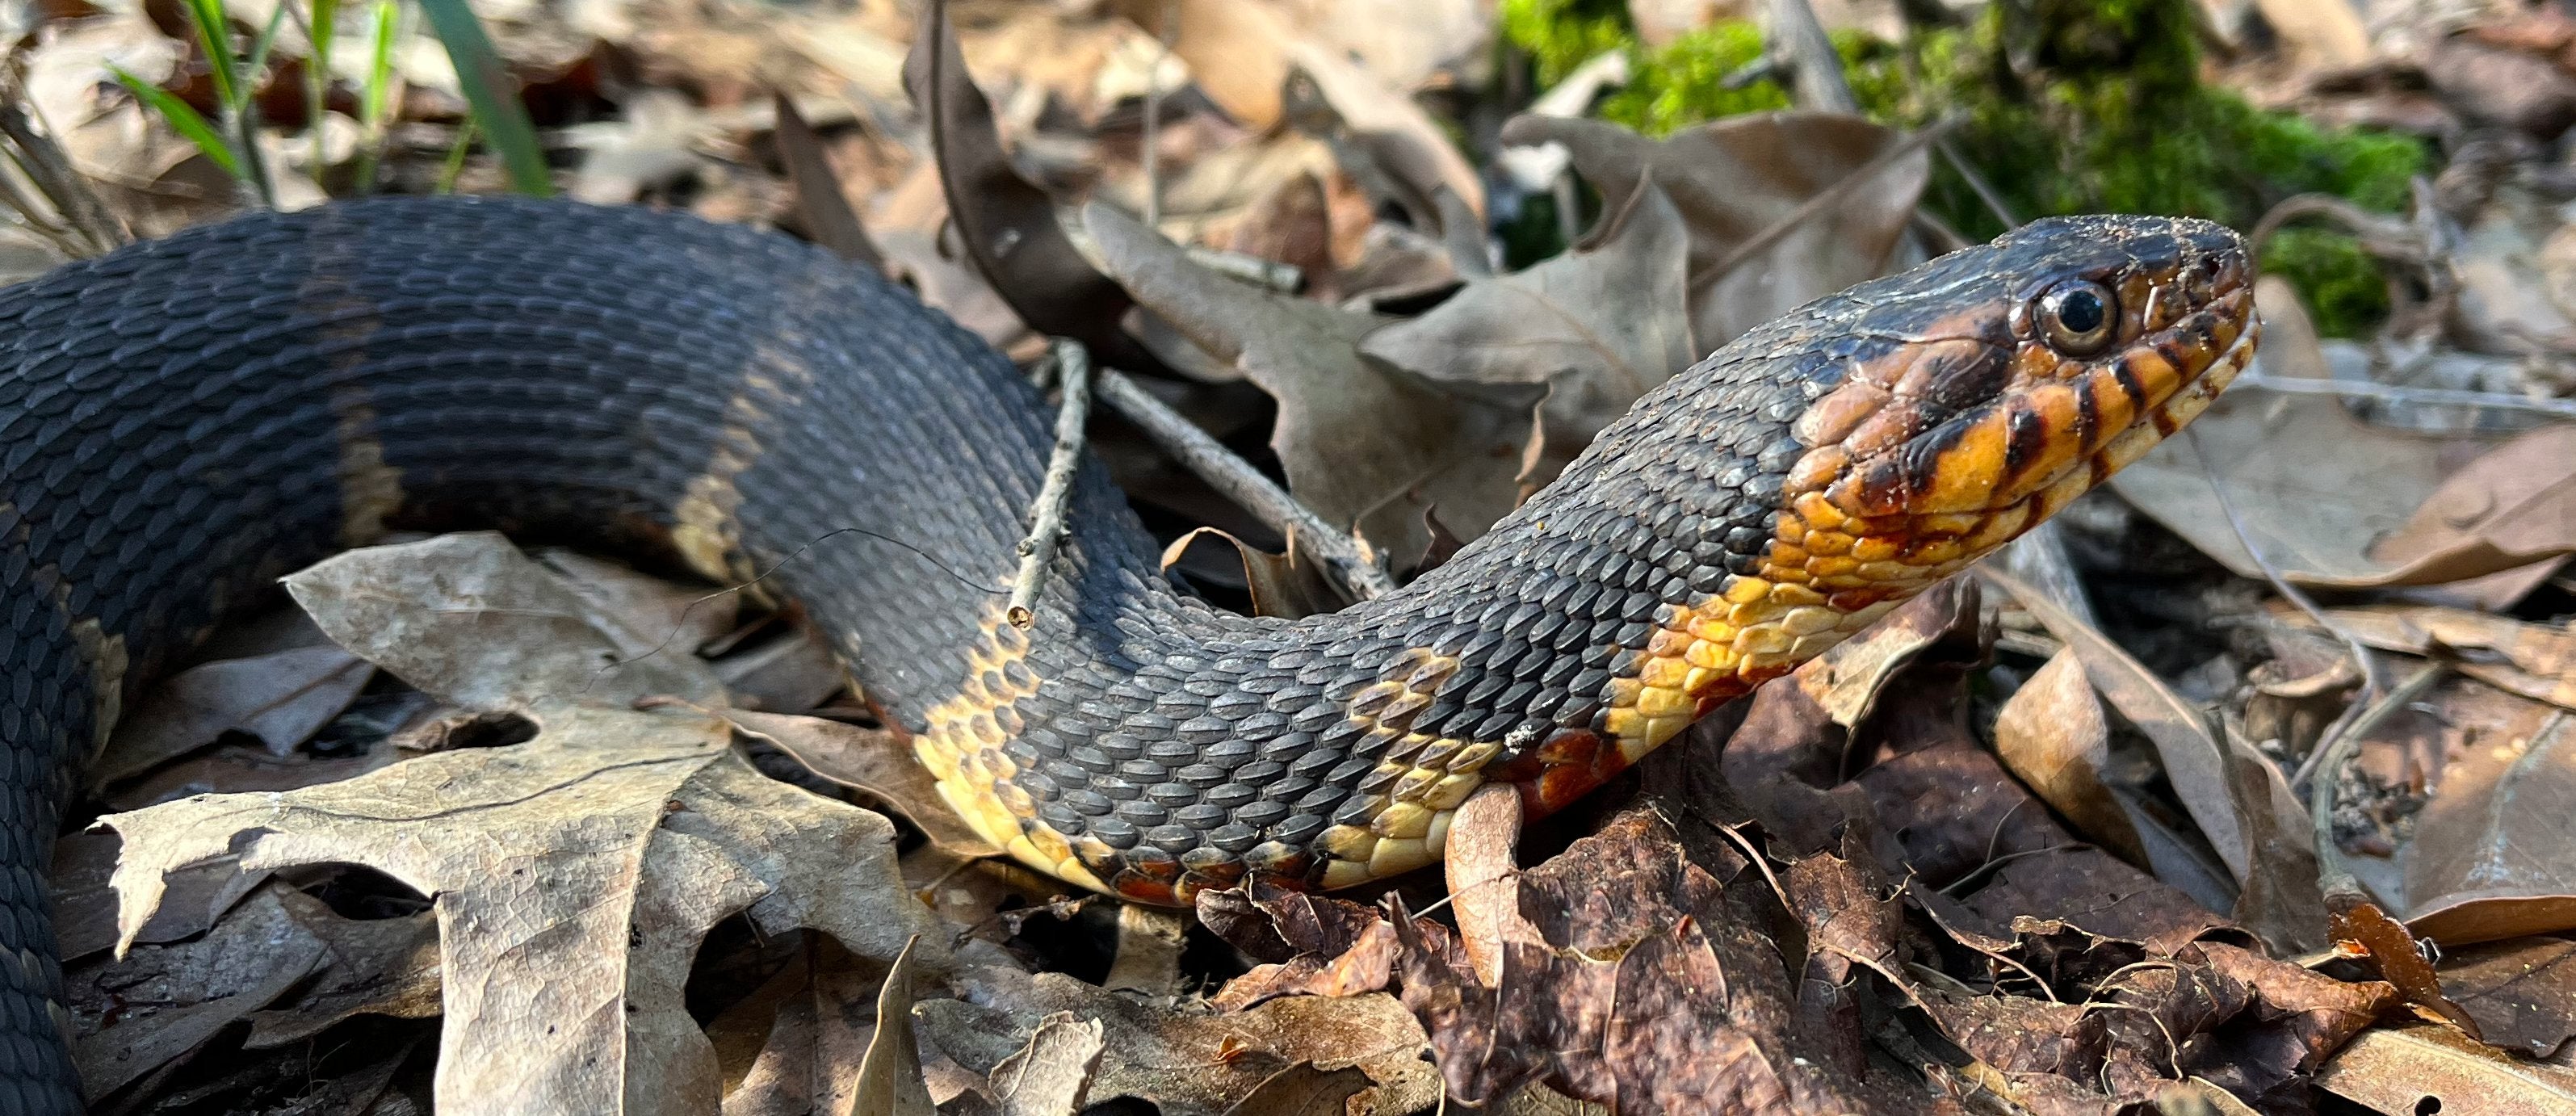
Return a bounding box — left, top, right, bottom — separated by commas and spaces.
0, 197, 2252, 1110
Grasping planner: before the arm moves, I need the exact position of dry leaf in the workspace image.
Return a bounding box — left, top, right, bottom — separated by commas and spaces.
1220, 1064, 1371, 1116
917, 967, 1439, 1116
1361, 181, 1695, 490
1498, 111, 1927, 349
2406, 704, 2576, 942
2302, 603, 2576, 712
2315, 1023, 2576, 1114
284, 532, 726, 711
1991, 648, 2150, 866
849, 936, 934, 1116
71, 883, 330, 1101
1089, 200, 1540, 562
771, 91, 883, 269
101, 704, 943, 1116
2110, 280, 2575, 606
95, 645, 372, 785
984, 1012, 1105, 1116
907, 0, 1153, 371
1160, 528, 1351, 620
712, 938, 891, 1116
2439, 936, 2576, 1058
720, 707, 1001, 857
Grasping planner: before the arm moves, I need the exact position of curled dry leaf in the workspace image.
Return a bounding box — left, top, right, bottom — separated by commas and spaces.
2305, 602, 2576, 712
101, 704, 944, 1116
905, 0, 1152, 371
283, 531, 726, 712
1089, 200, 1541, 563
1361, 181, 1694, 490
916, 967, 1439, 1116
2404, 705, 2576, 943
1160, 528, 1351, 620
70, 883, 331, 1101
1498, 111, 1928, 349
1991, 647, 2150, 865
1985, 568, 2324, 952
850, 936, 935, 1116
1281, 40, 1484, 227
95, 645, 372, 786
720, 707, 1000, 857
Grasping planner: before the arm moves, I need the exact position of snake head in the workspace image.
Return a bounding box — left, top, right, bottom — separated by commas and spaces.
1756, 214, 2256, 609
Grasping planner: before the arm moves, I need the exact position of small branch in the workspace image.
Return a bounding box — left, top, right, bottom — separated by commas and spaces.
2234, 371, 2576, 420
1764, 0, 1859, 113
0, 67, 126, 252
1008, 340, 1096, 628
1091, 367, 1397, 602
1181, 245, 1302, 292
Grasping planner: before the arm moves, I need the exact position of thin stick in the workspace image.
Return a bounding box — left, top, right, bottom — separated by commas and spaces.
1008, 339, 1096, 628
0, 69, 125, 251
2234, 372, 2576, 419
1092, 366, 1397, 601
1764, 0, 1858, 112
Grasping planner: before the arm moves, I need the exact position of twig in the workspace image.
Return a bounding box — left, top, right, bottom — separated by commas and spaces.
1182, 245, 1302, 292
2303, 661, 2447, 900
1705, 116, 1952, 283
0, 67, 125, 252
1935, 135, 2018, 229
1764, 0, 1859, 112
1091, 367, 1397, 601
2234, 371, 2576, 419
2184, 424, 2389, 714
1008, 339, 1095, 628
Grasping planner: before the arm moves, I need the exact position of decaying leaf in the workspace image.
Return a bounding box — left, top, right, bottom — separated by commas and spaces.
1160, 528, 1351, 620
1498, 111, 1928, 349
1362, 181, 1693, 489
917, 967, 1439, 1116
2405, 704, 2576, 942
2316, 1023, 2576, 1114
906, 0, 1149, 371
1089, 200, 1541, 563
711, 938, 891, 1116
102, 704, 943, 1116
71, 883, 331, 1101
96, 644, 372, 786
2438, 935, 2576, 1058
283, 532, 727, 711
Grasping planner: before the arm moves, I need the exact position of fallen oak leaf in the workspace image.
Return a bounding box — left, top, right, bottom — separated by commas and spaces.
718, 707, 1000, 858
101, 703, 946, 1116
70, 883, 331, 1101
2314, 1023, 2576, 1114
283, 531, 726, 712
983, 1011, 1105, 1116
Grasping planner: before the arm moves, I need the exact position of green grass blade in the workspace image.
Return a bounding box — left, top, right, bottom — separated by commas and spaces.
111, 66, 242, 178
436, 117, 476, 193
415, 0, 549, 195
307, 0, 340, 181
350, 0, 397, 194
245, 3, 288, 84
184, 0, 239, 113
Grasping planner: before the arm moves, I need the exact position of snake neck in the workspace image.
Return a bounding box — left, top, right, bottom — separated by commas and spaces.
902, 312, 1847, 904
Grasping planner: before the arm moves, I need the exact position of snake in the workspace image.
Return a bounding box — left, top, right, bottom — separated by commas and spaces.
0, 197, 2253, 1110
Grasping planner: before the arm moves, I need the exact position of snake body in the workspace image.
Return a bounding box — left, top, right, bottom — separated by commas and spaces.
0, 198, 2251, 1110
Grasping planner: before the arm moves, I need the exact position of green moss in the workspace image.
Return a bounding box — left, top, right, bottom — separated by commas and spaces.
1495, 0, 2429, 336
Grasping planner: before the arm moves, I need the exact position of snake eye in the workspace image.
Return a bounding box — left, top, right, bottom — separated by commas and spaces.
2036, 280, 2117, 356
